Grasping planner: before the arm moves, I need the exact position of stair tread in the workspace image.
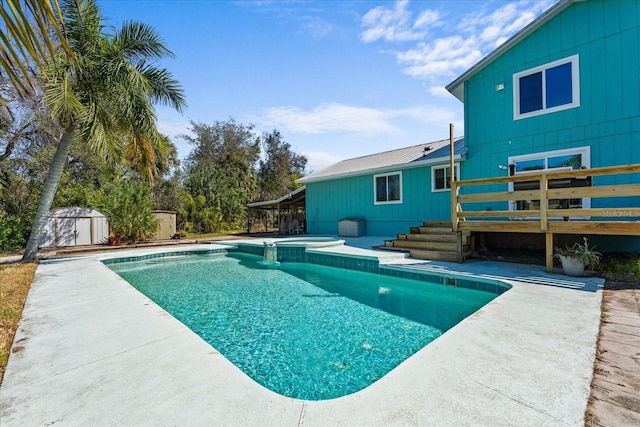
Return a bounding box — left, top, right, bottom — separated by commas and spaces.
395, 221, 473, 262
374, 245, 410, 252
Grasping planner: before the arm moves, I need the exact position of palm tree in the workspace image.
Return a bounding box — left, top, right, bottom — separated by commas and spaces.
1, 1, 67, 98
3, 0, 186, 260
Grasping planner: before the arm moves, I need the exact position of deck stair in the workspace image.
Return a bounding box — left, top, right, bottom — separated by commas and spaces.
379, 221, 473, 262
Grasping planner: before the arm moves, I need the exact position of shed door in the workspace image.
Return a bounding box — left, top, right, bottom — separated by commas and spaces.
56, 218, 76, 246
75, 218, 92, 245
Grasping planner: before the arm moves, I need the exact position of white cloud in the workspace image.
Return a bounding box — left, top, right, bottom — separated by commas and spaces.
261, 103, 457, 136
300, 16, 334, 40
263, 103, 399, 135
303, 151, 344, 173
427, 86, 452, 98
362, 0, 555, 86
157, 119, 190, 140
456, 1, 553, 45
360, 0, 440, 43
414, 9, 440, 30
397, 36, 483, 80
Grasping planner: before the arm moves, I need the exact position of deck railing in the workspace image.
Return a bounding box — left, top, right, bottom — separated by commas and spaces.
451, 163, 640, 271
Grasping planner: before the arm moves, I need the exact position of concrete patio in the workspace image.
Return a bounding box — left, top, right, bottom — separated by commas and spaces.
0, 242, 604, 426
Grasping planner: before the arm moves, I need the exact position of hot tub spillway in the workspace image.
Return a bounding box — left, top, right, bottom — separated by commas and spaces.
262, 242, 280, 266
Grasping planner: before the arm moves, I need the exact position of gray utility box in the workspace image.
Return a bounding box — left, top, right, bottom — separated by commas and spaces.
338, 218, 366, 237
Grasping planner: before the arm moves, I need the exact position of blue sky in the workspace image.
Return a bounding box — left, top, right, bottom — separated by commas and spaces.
98, 0, 555, 172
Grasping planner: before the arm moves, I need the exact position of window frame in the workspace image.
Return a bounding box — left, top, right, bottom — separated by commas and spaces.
513, 54, 580, 120
373, 171, 403, 205
508, 146, 591, 214
431, 163, 460, 192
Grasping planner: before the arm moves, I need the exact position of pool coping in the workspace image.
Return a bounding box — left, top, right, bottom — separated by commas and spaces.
0, 243, 604, 426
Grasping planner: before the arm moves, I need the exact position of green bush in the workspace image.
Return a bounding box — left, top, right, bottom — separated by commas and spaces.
597, 253, 640, 278
0, 214, 27, 252
91, 180, 157, 242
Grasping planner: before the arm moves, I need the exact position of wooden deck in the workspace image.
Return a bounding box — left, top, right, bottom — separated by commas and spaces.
451, 164, 640, 272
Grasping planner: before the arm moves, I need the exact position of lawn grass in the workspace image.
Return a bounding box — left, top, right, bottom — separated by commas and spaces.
0, 262, 37, 384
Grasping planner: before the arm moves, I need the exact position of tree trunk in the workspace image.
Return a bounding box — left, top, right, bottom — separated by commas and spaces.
22, 128, 76, 261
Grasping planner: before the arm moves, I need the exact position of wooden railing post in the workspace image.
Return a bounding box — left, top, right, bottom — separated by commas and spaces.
540, 174, 548, 233
450, 163, 640, 270
545, 233, 554, 273
451, 180, 458, 232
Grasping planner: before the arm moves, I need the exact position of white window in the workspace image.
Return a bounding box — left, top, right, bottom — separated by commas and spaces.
374, 172, 402, 204
513, 55, 580, 120
508, 146, 591, 213
432, 164, 459, 192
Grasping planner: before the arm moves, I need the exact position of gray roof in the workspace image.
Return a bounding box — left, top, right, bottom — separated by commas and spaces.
247, 185, 306, 208
297, 137, 465, 184
446, 0, 576, 102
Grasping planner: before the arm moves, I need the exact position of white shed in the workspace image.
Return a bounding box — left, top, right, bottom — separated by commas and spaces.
39, 207, 109, 248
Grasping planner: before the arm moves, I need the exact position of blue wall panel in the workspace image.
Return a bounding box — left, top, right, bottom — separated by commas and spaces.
463, 0, 640, 183
304, 0, 639, 249
305, 165, 455, 237
461, 0, 640, 249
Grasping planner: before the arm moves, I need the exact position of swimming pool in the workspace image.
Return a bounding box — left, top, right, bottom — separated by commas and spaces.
107, 251, 502, 400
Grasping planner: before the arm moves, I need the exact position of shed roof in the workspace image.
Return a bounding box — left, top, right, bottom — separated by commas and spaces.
48, 207, 107, 218
297, 137, 465, 184
247, 185, 306, 209
446, 0, 577, 102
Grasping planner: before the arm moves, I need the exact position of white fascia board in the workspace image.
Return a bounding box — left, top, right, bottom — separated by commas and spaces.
297, 155, 465, 184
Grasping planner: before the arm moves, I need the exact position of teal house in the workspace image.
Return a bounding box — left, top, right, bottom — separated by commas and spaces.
446, 0, 639, 212
298, 138, 465, 236
297, 0, 639, 250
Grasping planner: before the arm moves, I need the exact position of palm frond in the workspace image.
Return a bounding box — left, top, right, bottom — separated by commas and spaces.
139, 64, 186, 112
114, 21, 175, 62
44, 66, 84, 125
1, 0, 74, 101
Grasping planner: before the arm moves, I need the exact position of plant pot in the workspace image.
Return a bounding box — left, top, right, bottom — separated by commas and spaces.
109, 236, 122, 245
558, 255, 585, 276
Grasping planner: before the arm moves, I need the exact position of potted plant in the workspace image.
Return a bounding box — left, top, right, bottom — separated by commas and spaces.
554, 237, 601, 276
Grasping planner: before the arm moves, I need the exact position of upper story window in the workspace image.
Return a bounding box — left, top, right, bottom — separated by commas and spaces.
374, 172, 402, 204
432, 164, 459, 192
513, 55, 580, 120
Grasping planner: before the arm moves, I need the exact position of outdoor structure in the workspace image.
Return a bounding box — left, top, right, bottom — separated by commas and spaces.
297, 137, 465, 236
151, 211, 177, 240
296, 0, 639, 269
246, 186, 306, 235
39, 207, 109, 248
444, 0, 640, 269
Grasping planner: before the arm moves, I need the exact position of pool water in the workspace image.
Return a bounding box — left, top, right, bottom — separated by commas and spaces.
108, 252, 498, 400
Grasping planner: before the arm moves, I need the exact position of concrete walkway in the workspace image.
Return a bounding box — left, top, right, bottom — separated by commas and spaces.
1, 244, 604, 426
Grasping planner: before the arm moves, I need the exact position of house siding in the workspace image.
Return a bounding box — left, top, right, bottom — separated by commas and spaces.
460, 0, 640, 250
462, 0, 639, 210
305, 165, 453, 236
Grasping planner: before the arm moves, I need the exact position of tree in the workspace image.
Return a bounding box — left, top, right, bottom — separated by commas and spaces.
90, 179, 157, 242
257, 129, 307, 200
1, 0, 186, 260
0, 0, 73, 108
183, 120, 260, 229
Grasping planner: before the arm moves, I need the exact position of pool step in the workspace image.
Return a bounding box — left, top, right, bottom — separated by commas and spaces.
379, 221, 474, 262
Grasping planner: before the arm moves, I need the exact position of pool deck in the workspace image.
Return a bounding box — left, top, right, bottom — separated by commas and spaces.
0, 240, 605, 426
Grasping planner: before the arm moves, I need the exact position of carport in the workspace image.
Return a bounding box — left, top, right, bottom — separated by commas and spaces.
246, 186, 306, 235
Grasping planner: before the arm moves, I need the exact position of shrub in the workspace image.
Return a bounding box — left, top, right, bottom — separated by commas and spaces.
0, 214, 27, 252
